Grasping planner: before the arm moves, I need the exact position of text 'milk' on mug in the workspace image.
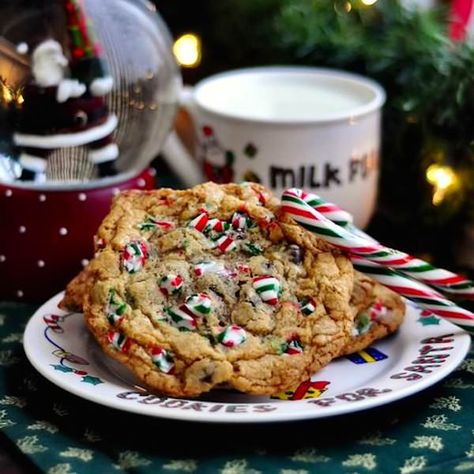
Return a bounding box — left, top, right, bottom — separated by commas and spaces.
161, 66, 386, 228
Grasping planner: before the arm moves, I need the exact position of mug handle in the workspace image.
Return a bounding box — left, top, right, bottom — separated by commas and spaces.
160, 85, 204, 187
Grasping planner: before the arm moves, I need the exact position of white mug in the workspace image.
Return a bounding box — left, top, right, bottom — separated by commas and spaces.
161, 66, 386, 228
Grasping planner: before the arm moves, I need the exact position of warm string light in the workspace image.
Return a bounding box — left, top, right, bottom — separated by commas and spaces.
334, 0, 377, 13
334, 1, 352, 13
173, 33, 202, 68
426, 164, 458, 206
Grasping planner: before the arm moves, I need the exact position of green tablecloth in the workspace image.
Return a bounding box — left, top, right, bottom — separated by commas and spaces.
0, 301, 472, 474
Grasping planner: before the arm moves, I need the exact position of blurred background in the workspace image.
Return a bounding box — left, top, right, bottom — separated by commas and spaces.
153, 0, 474, 285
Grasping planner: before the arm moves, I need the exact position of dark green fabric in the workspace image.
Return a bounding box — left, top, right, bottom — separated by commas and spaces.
0, 301, 472, 473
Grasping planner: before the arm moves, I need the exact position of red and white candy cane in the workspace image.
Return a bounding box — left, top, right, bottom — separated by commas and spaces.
283, 188, 474, 300
351, 256, 474, 330
299, 192, 379, 243
281, 188, 474, 330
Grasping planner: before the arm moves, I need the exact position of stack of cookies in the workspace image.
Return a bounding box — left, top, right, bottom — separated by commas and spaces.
60, 182, 404, 397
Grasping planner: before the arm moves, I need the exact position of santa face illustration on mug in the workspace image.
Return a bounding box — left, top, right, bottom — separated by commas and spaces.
12, 0, 118, 181
200, 125, 234, 184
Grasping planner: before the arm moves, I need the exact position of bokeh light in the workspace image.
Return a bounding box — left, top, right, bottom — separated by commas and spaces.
173, 33, 202, 68
426, 164, 458, 205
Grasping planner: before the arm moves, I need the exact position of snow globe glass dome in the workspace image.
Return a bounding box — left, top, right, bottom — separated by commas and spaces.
0, 0, 181, 183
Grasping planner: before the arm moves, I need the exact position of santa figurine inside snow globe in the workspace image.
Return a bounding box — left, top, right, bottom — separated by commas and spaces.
13, 28, 118, 181
0, 0, 181, 301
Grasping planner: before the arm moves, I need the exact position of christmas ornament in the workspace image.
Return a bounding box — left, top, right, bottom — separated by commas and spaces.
0, 0, 181, 183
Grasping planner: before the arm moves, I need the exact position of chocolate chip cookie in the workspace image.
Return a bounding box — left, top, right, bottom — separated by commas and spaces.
78, 182, 355, 397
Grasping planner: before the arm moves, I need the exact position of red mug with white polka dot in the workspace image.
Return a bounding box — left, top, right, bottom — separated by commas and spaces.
0, 168, 156, 302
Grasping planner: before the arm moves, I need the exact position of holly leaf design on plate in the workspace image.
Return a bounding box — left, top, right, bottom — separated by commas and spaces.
50, 364, 73, 373
418, 315, 440, 326
81, 375, 104, 385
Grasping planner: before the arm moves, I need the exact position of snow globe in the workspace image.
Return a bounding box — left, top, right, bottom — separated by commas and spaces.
0, 0, 181, 301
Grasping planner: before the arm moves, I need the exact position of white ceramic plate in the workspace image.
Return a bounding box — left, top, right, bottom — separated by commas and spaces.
23, 292, 471, 423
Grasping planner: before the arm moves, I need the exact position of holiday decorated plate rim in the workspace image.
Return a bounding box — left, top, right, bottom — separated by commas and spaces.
23, 292, 471, 424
